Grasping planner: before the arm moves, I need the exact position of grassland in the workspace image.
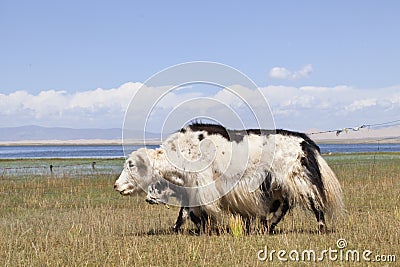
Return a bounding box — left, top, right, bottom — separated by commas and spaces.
0, 154, 399, 266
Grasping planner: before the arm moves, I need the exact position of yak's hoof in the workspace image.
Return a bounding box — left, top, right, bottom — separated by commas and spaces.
188, 229, 201, 236
171, 225, 180, 233
318, 224, 327, 234
268, 225, 277, 235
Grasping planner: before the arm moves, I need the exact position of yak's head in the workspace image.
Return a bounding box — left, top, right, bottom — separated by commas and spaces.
114, 148, 157, 196
146, 177, 187, 206
146, 180, 174, 204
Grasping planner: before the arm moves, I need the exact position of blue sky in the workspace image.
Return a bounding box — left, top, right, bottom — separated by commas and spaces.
1, 1, 400, 132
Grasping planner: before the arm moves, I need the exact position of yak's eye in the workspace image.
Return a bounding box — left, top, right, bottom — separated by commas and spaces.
128, 160, 135, 168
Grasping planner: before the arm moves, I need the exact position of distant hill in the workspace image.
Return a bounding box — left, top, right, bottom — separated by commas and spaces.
307, 125, 400, 143
0, 125, 159, 142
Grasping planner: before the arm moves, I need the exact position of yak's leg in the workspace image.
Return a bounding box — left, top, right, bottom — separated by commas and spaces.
200, 210, 213, 235
269, 198, 289, 234
189, 210, 202, 235
260, 216, 268, 233
188, 208, 212, 235
172, 207, 189, 233
245, 217, 252, 235
309, 198, 326, 233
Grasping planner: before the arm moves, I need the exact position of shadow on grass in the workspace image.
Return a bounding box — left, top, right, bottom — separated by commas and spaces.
272, 228, 338, 235
117, 225, 338, 237
117, 227, 201, 237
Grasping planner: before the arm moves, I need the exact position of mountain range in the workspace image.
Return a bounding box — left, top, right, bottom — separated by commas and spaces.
0, 125, 159, 142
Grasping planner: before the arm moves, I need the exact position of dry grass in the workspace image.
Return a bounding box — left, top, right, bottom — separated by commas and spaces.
0, 154, 399, 266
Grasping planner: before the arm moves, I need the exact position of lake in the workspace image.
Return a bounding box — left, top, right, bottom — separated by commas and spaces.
0, 145, 156, 159
0, 143, 400, 159
319, 143, 400, 154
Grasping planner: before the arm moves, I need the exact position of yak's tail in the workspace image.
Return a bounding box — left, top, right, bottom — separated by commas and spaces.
317, 154, 344, 220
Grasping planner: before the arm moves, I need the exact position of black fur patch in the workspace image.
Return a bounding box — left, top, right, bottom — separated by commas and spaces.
300, 141, 325, 198
173, 207, 186, 233
260, 170, 272, 197
198, 134, 204, 141
187, 123, 230, 140
185, 123, 267, 142
270, 200, 281, 213
189, 211, 201, 226
309, 197, 325, 222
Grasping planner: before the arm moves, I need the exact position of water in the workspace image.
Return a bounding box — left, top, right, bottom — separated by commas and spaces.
0, 145, 159, 159
318, 143, 400, 154
0, 143, 399, 159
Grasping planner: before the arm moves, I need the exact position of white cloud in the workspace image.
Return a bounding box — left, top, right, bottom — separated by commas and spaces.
345, 98, 377, 112
268, 67, 292, 79
1, 81, 399, 132
269, 64, 313, 80
23, 90, 69, 118
69, 82, 140, 111
0, 82, 142, 128
260, 84, 400, 130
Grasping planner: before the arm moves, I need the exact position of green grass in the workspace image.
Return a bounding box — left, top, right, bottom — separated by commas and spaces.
0, 154, 399, 266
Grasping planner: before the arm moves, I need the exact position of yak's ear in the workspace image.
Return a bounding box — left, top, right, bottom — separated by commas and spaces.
163, 171, 185, 186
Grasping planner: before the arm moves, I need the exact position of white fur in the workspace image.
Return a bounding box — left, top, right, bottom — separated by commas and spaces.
114, 148, 165, 195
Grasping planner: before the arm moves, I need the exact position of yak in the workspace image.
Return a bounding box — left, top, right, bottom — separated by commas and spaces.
115, 123, 344, 234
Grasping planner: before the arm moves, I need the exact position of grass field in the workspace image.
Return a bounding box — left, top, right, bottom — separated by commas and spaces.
0, 154, 399, 266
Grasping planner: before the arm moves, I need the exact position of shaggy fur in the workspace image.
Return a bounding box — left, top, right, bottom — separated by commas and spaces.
145, 123, 344, 233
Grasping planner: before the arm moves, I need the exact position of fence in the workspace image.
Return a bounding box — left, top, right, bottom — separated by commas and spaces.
0, 158, 124, 178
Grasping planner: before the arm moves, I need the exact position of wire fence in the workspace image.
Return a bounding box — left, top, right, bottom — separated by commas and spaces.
0, 159, 123, 199
307, 119, 400, 136
0, 158, 124, 179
